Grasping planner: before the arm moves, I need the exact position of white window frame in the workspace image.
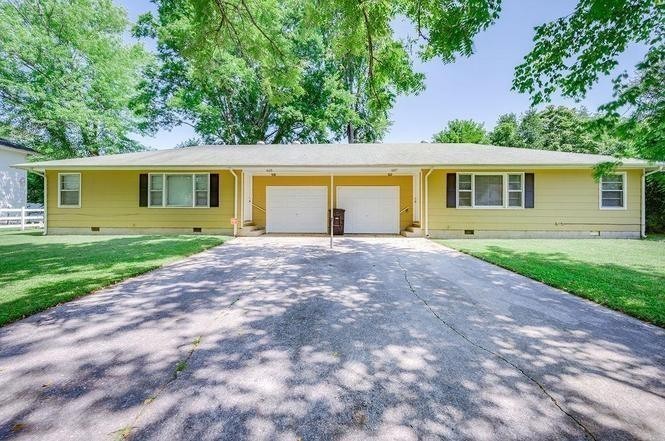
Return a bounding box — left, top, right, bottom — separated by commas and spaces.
58, 173, 81, 208
507, 173, 525, 208
455, 172, 525, 209
599, 172, 627, 210
148, 173, 211, 208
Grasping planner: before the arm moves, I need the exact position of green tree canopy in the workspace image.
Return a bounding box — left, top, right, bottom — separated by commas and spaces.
433, 119, 487, 143
487, 106, 631, 156
513, 0, 664, 160
135, 0, 502, 144
488, 113, 519, 147
0, 0, 151, 158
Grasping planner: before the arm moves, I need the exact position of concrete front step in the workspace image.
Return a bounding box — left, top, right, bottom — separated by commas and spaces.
238, 228, 266, 237
240, 224, 262, 232
401, 224, 425, 237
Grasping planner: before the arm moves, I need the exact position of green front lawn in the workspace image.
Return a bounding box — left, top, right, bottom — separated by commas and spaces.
437, 236, 665, 327
0, 231, 229, 326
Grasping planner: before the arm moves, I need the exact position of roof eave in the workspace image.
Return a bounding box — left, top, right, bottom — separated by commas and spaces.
12, 162, 658, 171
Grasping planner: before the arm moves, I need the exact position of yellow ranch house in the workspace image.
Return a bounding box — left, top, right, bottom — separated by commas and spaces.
14, 143, 663, 238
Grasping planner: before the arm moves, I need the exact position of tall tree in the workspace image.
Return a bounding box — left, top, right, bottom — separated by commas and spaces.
433, 119, 487, 143
0, 0, 151, 158
136, 0, 502, 144
488, 113, 519, 146
513, 0, 664, 160
516, 108, 544, 149
135, 0, 362, 144
488, 106, 631, 155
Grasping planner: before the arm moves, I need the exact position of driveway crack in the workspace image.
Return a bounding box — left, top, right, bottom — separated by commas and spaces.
113, 250, 282, 440
396, 258, 597, 441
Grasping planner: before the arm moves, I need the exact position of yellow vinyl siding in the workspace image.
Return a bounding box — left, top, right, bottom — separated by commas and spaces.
252, 175, 413, 230
426, 169, 641, 232
46, 170, 235, 231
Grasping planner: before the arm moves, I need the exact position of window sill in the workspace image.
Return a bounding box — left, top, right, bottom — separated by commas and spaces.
456, 206, 525, 210
147, 206, 213, 209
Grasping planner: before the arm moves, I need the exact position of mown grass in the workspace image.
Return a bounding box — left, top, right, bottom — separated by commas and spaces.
437, 236, 665, 327
0, 230, 229, 326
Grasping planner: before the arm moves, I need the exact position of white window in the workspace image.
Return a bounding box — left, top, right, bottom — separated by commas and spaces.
474, 175, 504, 207
149, 173, 210, 208
58, 173, 81, 208
507, 174, 524, 207
457, 174, 472, 207
456, 173, 524, 209
600, 173, 626, 209
149, 174, 163, 206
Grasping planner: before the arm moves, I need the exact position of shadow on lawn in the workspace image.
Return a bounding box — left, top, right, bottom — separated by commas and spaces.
0, 235, 224, 325
460, 245, 665, 327
0, 237, 664, 440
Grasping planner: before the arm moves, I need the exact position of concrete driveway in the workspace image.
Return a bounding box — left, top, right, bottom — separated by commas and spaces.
1, 237, 664, 441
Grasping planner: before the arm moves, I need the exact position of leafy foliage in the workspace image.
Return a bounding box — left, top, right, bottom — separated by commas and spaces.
598, 46, 665, 160
646, 176, 665, 233
488, 113, 519, 146
433, 119, 487, 143
135, 0, 501, 144
26, 172, 43, 204
488, 106, 631, 155
513, 0, 664, 160
0, 0, 151, 158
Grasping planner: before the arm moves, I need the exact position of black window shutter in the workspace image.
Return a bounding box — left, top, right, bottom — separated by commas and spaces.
525, 173, 535, 208
139, 174, 148, 207
446, 173, 456, 208
209, 173, 220, 207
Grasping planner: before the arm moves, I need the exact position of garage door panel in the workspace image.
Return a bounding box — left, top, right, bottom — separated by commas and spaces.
337, 186, 399, 234
267, 186, 327, 233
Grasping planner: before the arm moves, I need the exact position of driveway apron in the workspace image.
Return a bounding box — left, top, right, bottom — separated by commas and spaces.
0, 237, 663, 441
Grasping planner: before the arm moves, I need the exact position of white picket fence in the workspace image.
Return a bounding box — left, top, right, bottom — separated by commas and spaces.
0, 207, 44, 230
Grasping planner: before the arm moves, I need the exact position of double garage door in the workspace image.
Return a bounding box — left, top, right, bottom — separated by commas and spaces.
266, 186, 399, 234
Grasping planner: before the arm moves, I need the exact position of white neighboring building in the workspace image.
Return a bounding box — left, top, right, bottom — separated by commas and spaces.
0, 139, 35, 208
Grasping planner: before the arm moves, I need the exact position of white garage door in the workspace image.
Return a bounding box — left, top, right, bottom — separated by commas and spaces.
266, 186, 328, 233
337, 186, 400, 234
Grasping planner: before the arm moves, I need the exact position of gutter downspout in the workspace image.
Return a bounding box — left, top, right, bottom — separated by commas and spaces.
33, 170, 46, 236
642, 166, 665, 238
230, 169, 238, 237
239, 170, 244, 226
330, 174, 334, 249
424, 169, 434, 237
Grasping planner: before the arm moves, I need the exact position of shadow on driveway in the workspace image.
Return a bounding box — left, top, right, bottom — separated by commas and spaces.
0, 237, 663, 440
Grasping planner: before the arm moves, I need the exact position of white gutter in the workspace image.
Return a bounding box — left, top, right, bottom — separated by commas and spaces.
330, 174, 334, 249
424, 169, 434, 237
642, 166, 665, 238
229, 169, 238, 237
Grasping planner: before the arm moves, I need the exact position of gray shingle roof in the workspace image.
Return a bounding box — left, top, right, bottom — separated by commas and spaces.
0, 138, 36, 154
13, 143, 659, 169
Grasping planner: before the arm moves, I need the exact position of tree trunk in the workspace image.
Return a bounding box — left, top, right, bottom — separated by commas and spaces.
347, 122, 354, 144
